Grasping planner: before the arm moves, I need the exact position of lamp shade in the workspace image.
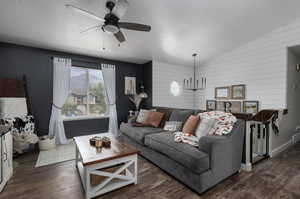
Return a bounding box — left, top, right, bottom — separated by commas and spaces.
138, 92, 148, 99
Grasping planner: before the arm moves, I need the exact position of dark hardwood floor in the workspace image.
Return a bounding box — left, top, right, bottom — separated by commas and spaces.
1, 143, 300, 199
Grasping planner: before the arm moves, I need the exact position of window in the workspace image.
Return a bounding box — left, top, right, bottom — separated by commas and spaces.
62, 66, 108, 120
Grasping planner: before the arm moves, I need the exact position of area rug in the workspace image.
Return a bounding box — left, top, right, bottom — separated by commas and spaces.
35, 142, 76, 167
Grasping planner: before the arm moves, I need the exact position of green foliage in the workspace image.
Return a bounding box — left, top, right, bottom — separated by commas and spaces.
89, 83, 107, 115
61, 102, 78, 116
61, 82, 107, 117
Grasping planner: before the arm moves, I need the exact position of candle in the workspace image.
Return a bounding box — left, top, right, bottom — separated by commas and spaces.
95, 138, 103, 148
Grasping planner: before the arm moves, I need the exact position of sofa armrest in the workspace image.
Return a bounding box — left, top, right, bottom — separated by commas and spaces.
199, 136, 233, 173
198, 120, 245, 176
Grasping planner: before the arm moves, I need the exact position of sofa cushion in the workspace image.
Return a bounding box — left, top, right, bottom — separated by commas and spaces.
144, 132, 210, 174
169, 110, 194, 124
120, 123, 164, 145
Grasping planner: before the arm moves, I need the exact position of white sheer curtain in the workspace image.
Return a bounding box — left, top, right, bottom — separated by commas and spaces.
49, 57, 71, 144
102, 64, 119, 136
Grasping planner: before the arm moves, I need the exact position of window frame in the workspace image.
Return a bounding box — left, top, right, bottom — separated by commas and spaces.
62, 65, 109, 121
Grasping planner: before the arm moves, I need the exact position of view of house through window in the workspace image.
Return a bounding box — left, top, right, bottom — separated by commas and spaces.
62, 66, 107, 119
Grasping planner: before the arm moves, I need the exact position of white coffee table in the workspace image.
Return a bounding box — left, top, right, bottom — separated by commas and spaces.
74, 133, 139, 199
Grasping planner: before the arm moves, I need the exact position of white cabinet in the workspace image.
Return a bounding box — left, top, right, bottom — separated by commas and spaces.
0, 131, 13, 192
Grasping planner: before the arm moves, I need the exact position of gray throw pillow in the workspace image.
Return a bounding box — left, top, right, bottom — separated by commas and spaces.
169, 110, 194, 124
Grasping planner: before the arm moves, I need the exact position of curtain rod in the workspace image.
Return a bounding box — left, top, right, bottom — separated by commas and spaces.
50, 56, 100, 66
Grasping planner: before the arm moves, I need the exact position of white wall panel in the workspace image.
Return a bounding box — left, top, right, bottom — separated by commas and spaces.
195, 18, 300, 150
195, 18, 300, 110
152, 61, 195, 109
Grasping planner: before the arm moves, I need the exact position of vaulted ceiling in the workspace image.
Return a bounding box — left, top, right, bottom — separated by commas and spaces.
1, 0, 300, 66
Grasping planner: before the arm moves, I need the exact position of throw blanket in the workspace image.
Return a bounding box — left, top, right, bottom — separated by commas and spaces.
273, 109, 284, 135
0, 115, 38, 153
199, 111, 237, 136
174, 111, 237, 147
174, 132, 199, 147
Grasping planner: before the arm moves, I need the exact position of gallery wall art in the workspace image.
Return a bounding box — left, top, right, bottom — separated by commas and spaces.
232, 84, 246, 99
243, 101, 259, 114
215, 87, 231, 99
125, 76, 136, 95
207, 84, 259, 114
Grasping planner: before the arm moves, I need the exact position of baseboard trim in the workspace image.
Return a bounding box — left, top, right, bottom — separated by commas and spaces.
241, 163, 252, 172
270, 139, 293, 157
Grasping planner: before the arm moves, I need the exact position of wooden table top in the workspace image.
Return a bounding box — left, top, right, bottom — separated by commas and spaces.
74, 133, 139, 166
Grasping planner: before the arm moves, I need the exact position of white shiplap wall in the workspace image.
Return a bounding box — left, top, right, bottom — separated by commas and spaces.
195, 18, 300, 150
152, 60, 195, 109
196, 18, 300, 110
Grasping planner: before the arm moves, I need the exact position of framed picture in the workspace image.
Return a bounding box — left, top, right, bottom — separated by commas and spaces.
243, 101, 259, 114
215, 87, 231, 99
206, 100, 216, 111
224, 101, 242, 113
125, 77, 136, 95
232, 84, 246, 99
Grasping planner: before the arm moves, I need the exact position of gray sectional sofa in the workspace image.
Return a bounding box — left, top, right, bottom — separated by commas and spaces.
119, 107, 245, 194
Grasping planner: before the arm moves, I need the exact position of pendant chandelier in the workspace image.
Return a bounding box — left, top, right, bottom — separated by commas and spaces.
183, 53, 206, 91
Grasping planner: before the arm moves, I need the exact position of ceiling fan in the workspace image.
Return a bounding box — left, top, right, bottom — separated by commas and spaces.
65, 0, 151, 43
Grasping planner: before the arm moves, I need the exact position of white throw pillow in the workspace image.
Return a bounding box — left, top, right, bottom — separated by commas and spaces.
0, 98, 28, 118
163, 121, 183, 132
195, 117, 218, 139
136, 109, 156, 123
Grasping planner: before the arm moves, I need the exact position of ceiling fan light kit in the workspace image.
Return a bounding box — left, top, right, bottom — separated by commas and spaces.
65, 0, 151, 44
102, 24, 119, 34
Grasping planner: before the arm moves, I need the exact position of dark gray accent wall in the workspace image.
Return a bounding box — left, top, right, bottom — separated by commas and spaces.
0, 42, 146, 138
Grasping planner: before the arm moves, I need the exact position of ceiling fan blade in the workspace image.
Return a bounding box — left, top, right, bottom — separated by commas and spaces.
65, 4, 105, 22
112, 0, 129, 19
118, 22, 151, 32
114, 31, 126, 43
80, 25, 101, 34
